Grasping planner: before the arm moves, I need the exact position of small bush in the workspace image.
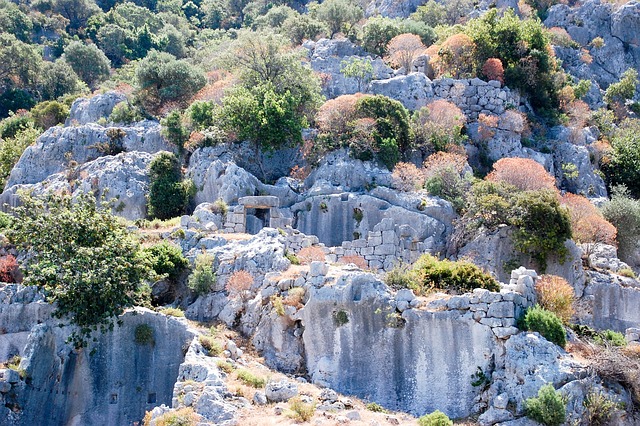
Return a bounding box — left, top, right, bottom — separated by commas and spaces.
594, 330, 627, 347
199, 335, 222, 356
583, 391, 618, 426
288, 396, 315, 422
188, 254, 216, 295
297, 246, 326, 264
487, 158, 556, 192
522, 305, 566, 347
31, 100, 69, 129
152, 407, 200, 426
333, 310, 349, 326
142, 242, 189, 282
0, 255, 19, 283
411, 254, 500, 294
618, 268, 636, 279
365, 402, 388, 413
226, 270, 253, 301
158, 307, 184, 317
285, 250, 300, 265
284, 287, 306, 308
271, 295, 285, 316
418, 410, 453, 426
525, 384, 566, 426
384, 264, 415, 290
236, 369, 266, 388
135, 324, 155, 345
216, 359, 234, 373
392, 162, 424, 192
535, 275, 574, 324
147, 152, 194, 220
210, 199, 228, 216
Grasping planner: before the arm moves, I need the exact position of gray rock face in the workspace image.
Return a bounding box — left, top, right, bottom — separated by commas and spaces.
9, 308, 194, 426
364, 0, 427, 17
553, 142, 607, 198
2, 151, 153, 220
65, 91, 127, 126
589, 272, 640, 332
6, 122, 173, 188
545, 0, 640, 103
300, 275, 496, 418
265, 380, 298, 402
370, 73, 434, 111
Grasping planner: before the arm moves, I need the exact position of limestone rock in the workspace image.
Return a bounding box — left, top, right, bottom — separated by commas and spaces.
65, 91, 126, 126
553, 142, 607, 197
265, 380, 298, 403
369, 73, 433, 111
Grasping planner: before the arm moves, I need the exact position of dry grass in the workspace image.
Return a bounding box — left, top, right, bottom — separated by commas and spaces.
297, 247, 326, 264
535, 275, 575, 324
338, 255, 369, 270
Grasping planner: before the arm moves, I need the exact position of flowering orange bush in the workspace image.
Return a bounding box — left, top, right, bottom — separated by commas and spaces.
392, 162, 424, 192
436, 33, 476, 78
0, 255, 18, 283
487, 158, 557, 192
423, 151, 467, 178
226, 270, 254, 300
560, 193, 617, 245
315, 94, 363, 135
386, 34, 425, 74
536, 274, 575, 324
481, 58, 504, 84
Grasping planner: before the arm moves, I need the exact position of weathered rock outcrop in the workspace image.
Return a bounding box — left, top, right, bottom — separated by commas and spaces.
0, 287, 194, 426
5, 122, 173, 188
65, 91, 127, 126
1, 151, 152, 220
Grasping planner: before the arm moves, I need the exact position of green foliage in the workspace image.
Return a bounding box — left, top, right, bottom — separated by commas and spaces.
160, 306, 185, 317
31, 101, 69, 130
142, 241, 188, 281
583, 391, 619, 426
271, 295, 285, 316
63, 41, 111, 88
236, 369, 266, 388
522, 305, 566, 347
618, 268, 636, 279
0, 33, 42, 92
0, 111, 34, 140
361, 16, 402, 57
525, 384, 567, 426
333, 309, 349, 326
188, 253, 216, 295
109, 101, 145, 124
135, 323, 155, 345
161, 109, 189, 151
594, 329, 627, 347
365, 402, 388, 413
602, 119, 640, 198
604, 68, 638, 106
602, 186, 640, 265
425, 168, 470, 212
187, 100, 215, 131
135, 50, 206, 113
147, 152, 194, 220
341, 57, 373, 92
8, 193, 151, 347
199, 335, 222, 356
281, 13, 326, 45
210, 198, 228, 216
411, 0, 471, 27
465, 9, 560, 112
509, 190, 571, 270
312, 0, 362, 38
288, 396, 315, 422
285, 250, 300, 265
39, 60, 86, 101
0, 124, 39, 188
0, 0, 33, 42
411, 254, 500, 294
384, 264, 414, 289
418, 410, 453, 426
573, 79, 591, 100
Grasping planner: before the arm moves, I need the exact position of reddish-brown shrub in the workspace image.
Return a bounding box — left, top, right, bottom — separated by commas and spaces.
423, 151, 467, 179
561, 193, 617, 246
386, 34, 426, 75
315, 94, 364, 135
548, 27, 574, 47
580, 48, 593, 65
486, 158, 557, 192
226, 270, 254, 300
425, 100, 466, 133
297, 246, 326, 264
436, 33, 476, 78
413, 100, 467, 152
481, 58, 504, 84
567, 100, 591, 129
290, 165, 311, 181
536, 274, 575, 324
339, 255, 368, 269
283, 287, 306, 308
392, 162, 424, 192
478, 113, 499, 141
0, 255, 18, 283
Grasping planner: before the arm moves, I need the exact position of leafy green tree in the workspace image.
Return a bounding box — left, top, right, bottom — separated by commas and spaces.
31, 100, 69, 129
8, 192, 152, 347
161, 109, 189, 151
601, 119, 640, 198
96, 23, 132, 66
63, 41, 111, 88
135, 50, 206, 113
602, 186, 640, 264
187, 100, 215, 130
411, 1, 447, 27
341, 57, 373, 92
312, 0, 362, 38
39, 59, 85, 101
355, 94, 411, 153
142, 241, 188, 282
0, 0, 33, 42
362, 16, 402, 57
147, 151, 194, 219
604, 68, 638, 106
53, 0, 101, 32
281, 13, 326, 44
0, 123, 40, 188
0, 33, 42, 90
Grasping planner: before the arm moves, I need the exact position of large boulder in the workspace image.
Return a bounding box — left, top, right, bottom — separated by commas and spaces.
1, 151, 153, 220
369, 73, 434, 111
6, 122, 173, 188
65, 91, 127, 126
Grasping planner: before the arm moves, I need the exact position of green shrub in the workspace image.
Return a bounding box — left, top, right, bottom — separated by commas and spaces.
525, 384, 566, 426
365, 402, 388, 413
285, 250, 300, 265
601, 119, 640, 199
210, 199, 228, 216
160, 307, 185, 317
0, 124, 39, 188
411, 254, 500, 294
199, 335, 222, 356
288, 396, 315, 422
142, 241, 189, 281
31, 101, 69, 130
152, 407, 199, 426
583, 391, 619, 426
604, 68, 638, 106
271, 295, 285, 316
8, 193, 151, 347
188, 253, 216, 295
135, 324, 155, 345
0, 112, 34, 140
333, 310, 349, 326
618, 268, 636, 279
147, 152, 194, 220
384, 264, 414, 289
594, 329, 626, 347
236, 369, 266, 388
602, 186, 640, 266
161, 109, 188, 152
109, 102, 144, 124
418, 410, 453, 426
216, 359, 234, 373
521, 305, 566, 348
